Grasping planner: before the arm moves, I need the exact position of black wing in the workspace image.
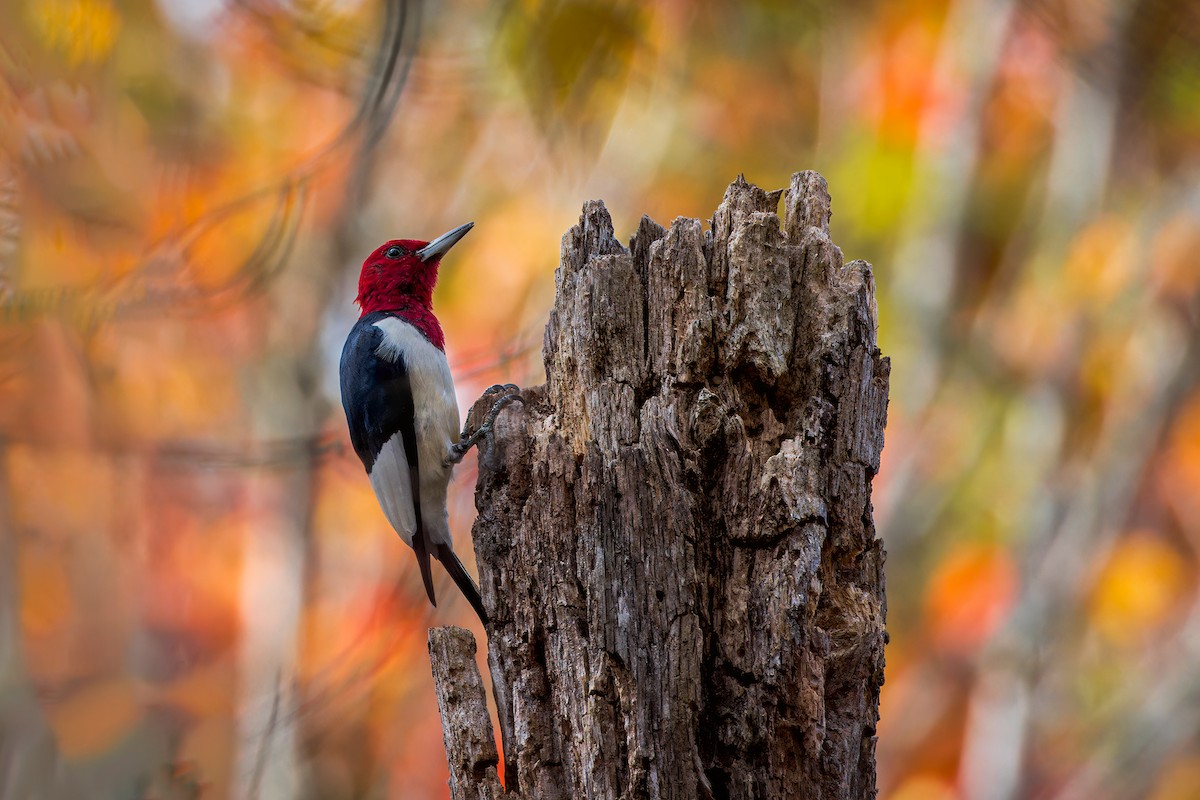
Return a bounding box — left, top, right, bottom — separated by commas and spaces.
339, 312, 438, 606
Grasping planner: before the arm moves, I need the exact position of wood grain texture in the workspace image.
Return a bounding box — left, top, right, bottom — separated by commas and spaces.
428, 626, 508, 800
436, 172, 889, 800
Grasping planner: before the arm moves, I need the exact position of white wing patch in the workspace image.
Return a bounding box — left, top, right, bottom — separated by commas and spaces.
369, 434, 417, 547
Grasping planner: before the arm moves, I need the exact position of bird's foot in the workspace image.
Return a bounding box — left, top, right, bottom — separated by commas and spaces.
447, 384, 523, 465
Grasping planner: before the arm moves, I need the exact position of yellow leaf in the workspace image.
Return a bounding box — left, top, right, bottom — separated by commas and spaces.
1089, 533, 1189, 645
28, 0, 121, 67
1062, 215, 1137, 305
502, 0, 646, 147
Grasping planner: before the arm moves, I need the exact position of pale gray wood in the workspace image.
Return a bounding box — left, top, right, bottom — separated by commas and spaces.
435, 172, 889, 800
428, 626, 509, 800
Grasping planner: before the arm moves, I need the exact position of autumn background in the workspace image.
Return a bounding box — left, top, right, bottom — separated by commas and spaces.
1, 0, 1198, 797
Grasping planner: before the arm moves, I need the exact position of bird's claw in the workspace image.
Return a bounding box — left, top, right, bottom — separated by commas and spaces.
483, 383, 520, 396
447, 385, 523, 465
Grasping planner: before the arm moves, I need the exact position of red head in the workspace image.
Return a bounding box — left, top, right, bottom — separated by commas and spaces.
355, 222, 473, 350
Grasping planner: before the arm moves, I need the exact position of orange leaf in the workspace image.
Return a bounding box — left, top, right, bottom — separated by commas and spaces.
18, 542, 72, 637
925, 543, 1018, 654
45, 677, 142, 758
1151, 213, 1200, 301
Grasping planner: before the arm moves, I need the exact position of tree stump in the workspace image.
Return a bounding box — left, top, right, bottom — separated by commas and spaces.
430, 172, 889, 800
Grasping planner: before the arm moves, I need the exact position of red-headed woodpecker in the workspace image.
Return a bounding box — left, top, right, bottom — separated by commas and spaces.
339, 223, 516, 626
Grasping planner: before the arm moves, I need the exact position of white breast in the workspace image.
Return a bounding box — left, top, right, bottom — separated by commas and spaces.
373, 316, 459, 440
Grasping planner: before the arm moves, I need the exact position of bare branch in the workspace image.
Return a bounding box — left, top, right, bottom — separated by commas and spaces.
428, 627, 510, 800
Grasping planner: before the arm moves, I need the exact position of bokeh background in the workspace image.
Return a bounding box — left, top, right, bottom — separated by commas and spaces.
1, 0, 1199, 797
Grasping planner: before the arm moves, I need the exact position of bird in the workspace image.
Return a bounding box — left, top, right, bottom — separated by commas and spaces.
339, 222, 517, 626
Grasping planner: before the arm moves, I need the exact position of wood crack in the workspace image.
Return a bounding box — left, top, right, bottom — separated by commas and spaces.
433, 172, 888, 800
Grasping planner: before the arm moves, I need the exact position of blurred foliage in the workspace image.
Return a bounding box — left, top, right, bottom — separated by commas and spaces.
0, 0, 1198, 798
499, 0, 646, 149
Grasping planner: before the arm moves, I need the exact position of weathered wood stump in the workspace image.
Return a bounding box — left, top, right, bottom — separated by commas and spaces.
431, 172, 889, 800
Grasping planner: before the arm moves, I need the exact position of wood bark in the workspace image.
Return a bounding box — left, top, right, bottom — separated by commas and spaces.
429, 627, 507, 800
430, 172, 889, 800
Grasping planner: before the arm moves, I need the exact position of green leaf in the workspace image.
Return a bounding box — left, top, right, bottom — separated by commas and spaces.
500, 0, 646, 149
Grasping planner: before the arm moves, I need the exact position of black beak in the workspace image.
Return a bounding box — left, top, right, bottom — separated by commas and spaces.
417, 222, 474, 263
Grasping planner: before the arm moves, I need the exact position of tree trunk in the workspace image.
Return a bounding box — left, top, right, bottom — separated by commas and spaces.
430, 172, 889, 800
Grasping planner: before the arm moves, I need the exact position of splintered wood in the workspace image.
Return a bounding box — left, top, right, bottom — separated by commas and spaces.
430, 172, 889, 800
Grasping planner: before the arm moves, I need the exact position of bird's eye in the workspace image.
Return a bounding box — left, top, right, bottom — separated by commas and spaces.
385, 246, 403, 259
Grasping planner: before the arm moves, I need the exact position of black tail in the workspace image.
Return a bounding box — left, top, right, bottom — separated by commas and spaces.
412, 530, 437, 608
435, 543, 489, 626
